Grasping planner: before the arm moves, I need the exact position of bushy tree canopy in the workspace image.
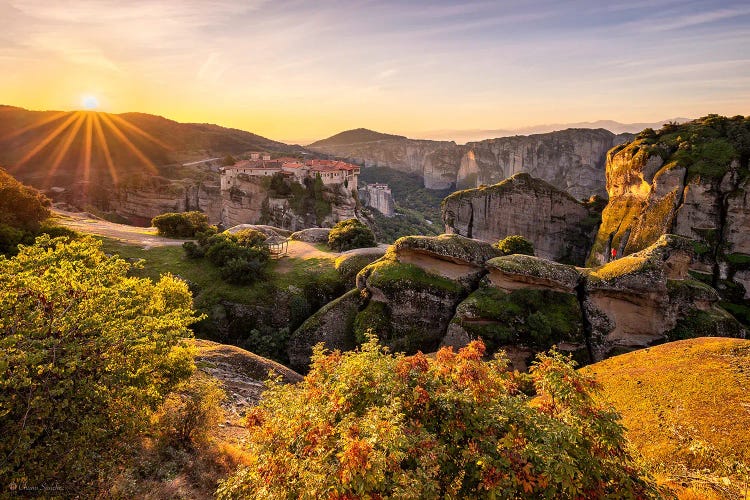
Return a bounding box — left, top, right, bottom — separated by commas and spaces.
328, 218, 376, 251
0, 236, 198, 489
0, 167, 51, 232
0, 167, 53, 255
217, 338, 658, 499
184, 229, 270, 284
152, 211, 214, 238
495, 234, 535, 256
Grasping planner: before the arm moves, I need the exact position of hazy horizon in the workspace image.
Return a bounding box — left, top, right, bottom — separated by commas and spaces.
2, 0, 748, 143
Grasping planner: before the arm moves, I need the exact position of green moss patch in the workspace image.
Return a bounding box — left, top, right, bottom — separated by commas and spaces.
365, 257, 465, 296
454, 285, 584, 353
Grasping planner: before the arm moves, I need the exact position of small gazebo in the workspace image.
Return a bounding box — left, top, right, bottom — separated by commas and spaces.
265, 234, 289, 258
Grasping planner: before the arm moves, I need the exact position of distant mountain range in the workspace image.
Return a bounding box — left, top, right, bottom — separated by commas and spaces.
308, 119, 691, 146
405, 118, 692, 144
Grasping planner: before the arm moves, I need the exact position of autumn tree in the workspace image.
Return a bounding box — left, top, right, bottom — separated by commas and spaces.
0, 236, 198, 490
217, 337, 659, 499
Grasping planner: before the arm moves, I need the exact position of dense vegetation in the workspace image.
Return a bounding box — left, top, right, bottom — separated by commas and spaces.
0, 236, 197, 490
361, 206, 441, 243
0, 166, 51, 254
103, 239, 350, 364
152, 211, 214, 238
183, 229, 270, 285
633, 115, 750, 181
261, 173, 333, 226
328, 218, 377, 251
217, 338, 659, 499
494, 234, 535, 256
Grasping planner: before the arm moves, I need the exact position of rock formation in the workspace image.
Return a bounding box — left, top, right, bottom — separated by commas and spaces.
310, 128, 633, 199
441, 173, 602, 265
359, 183, 395, 216
588, 115, 750, 299
287, 233, 743, 372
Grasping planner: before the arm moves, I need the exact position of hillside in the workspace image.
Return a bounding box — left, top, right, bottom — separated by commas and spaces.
307, 127, 406, 147
0, 105, 307, 191
583, 337, 750, 498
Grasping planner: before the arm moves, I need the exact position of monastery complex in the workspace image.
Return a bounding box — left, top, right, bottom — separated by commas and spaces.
221, 154, 360, 191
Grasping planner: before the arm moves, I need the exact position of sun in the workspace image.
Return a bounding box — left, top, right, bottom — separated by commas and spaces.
81, 95, 99, 110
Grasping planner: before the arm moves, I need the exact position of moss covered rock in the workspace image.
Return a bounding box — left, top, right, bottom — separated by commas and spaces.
287, 289, 361, 372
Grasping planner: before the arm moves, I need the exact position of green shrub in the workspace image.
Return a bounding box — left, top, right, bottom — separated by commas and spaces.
156, 372, 225, 447
183, 240, 204, 259
220, 257, 266, 284
217, 339, 660, 499
495, 234, 535, 256
328, 218, 376, 251
0, 236, 197, 488
185, 230, 270, 285
0, 167, 51, 232
152, 211, 214, 238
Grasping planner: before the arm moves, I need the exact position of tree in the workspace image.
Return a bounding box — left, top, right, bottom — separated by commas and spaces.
0, 167, 52, 255
328, 218, 376, 251
0, 236, 198, 489
222, 155, 237, 166
152, 211, 214, 238
217, 338, 660, 499
0, 167, 51, 232
495, 234, 535, 256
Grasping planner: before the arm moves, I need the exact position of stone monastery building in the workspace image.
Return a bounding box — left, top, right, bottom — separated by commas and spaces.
221, 157, 360, 191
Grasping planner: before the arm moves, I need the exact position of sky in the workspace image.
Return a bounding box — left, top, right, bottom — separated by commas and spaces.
1, 0, 749, 144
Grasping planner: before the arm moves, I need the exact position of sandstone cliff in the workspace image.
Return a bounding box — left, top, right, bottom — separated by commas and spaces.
441, 173, 602, 265
310, 128, 632, 199
588, 115, 750, 299
287, 233, 743, 372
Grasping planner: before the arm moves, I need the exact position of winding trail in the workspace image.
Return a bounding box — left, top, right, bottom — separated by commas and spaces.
52, 209, 187, 249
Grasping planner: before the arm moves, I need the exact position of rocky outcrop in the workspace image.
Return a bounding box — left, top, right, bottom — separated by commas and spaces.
287, 289, 360, 372
310, 128, 632, 199
290, 227, 331, 243
588, 116, 750, 299
192, 339, 301, 414
441, 173, 601, 265
359, 183, 395, 216
289, 232, 744, 372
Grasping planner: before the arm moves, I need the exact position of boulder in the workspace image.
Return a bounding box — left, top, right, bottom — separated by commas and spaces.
290, 227, 332, 243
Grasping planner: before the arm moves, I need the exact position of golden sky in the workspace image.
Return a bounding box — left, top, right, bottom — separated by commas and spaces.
2, 0, 749, 144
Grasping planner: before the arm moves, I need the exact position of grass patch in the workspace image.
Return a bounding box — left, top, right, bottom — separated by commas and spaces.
582, 338, 750, 498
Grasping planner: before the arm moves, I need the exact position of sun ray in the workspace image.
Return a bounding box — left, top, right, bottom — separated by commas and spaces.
99, 113, 159, 174
108, 114, 173, 151
14, 112, 80, 169
82, 112, 93, 184
1, 111, 69, 141
92, 113, 119, 186
45, 112, 86, 184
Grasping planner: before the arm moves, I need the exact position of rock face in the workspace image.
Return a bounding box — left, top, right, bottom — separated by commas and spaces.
588, 116, 750, 299
310, 128, 632, 199
288, 233, 743, 372
441, 173, 601, 265
359, 183, 395, 216
75, 170, 357, 231
458, 128, 630, 199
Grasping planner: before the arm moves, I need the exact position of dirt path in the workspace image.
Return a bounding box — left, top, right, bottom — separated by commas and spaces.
52, 209, 187, 249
